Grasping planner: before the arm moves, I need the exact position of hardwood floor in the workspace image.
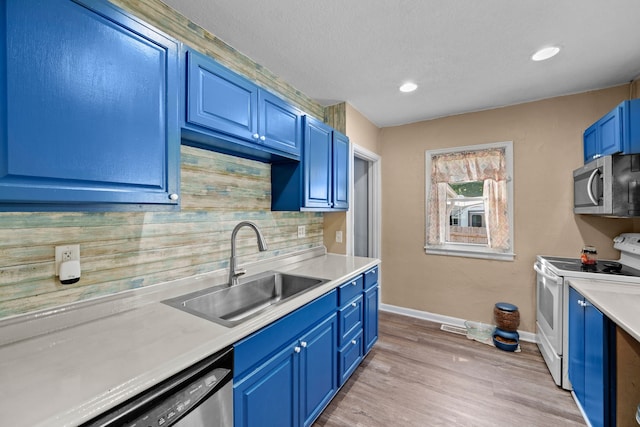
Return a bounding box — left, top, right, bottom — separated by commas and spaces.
314, 311, 585, 427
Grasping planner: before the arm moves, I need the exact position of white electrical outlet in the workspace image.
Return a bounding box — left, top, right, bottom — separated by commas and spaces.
336, 231, 343, 243
55, 244, 80, 276
297, 225, 306, 238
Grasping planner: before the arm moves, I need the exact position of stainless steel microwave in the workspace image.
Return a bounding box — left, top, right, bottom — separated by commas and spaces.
573, 154, 640, 216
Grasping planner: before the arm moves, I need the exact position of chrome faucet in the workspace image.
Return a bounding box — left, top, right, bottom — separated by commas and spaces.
228, 221, 268, 286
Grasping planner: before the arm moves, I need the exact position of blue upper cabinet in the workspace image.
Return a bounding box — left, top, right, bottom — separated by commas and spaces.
304, 117, 333, 209
186, 50, 258, 142
0, 0, 180, 211
583, 99, 640, 163
271, 116, 350, 211
259, 90, 303, 157
332, 131, 350, 210
182, 49, 301, 161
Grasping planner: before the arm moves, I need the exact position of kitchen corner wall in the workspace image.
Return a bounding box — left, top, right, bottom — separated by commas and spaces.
380, 85, 638, 332
0, 147, 323, 318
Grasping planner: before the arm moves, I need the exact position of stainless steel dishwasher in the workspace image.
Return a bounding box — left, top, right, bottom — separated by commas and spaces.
82, 346, 233, 427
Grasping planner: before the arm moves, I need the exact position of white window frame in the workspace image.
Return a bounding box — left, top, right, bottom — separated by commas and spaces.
424, 141, 515, 261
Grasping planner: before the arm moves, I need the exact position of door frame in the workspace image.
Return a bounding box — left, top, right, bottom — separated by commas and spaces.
347, 144, 381, 260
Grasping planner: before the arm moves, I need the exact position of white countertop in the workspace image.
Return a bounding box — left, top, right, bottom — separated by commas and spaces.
568, 278, 640, 342
0, 249, 379, 427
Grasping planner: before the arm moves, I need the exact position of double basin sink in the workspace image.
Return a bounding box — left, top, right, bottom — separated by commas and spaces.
163, 271, 329, 327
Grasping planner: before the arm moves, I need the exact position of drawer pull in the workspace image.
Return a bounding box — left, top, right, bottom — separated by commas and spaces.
351, 302, 357, 307
294, 346, 301, 353
300, 341, 307, 348
351, 340, 357, 345
351, 281, 357, 286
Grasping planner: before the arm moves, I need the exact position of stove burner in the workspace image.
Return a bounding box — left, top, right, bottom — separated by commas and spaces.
602, 262, 623, 273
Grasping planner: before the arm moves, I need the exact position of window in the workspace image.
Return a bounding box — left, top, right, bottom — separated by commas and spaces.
425, 141, 514, 261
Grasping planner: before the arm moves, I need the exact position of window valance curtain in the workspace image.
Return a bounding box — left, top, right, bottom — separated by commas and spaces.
427, 147, 510, 250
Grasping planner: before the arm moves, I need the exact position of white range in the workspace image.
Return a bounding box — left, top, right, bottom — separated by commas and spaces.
534, 233, 640, 390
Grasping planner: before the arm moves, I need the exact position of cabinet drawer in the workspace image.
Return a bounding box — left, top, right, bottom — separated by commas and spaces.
363, 266, 379, 290
339, 295, 363, 346
338, 276, 363, 306
338, 329, 363, 386
234, 289, 337, 377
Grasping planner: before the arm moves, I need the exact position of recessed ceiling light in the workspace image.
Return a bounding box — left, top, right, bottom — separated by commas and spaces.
531, 46, 560, 61
399, 82, 418, 93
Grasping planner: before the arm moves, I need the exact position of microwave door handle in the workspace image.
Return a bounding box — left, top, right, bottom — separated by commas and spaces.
586, 168, 599, 206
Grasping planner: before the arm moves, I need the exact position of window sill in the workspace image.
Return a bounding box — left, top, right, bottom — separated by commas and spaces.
425, 245, 515, 261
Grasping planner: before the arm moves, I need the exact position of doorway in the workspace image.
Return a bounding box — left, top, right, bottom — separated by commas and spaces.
348, 145, 381, 259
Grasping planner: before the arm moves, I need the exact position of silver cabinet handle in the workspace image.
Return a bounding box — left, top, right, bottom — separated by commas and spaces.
351, 302, 357, 307
294, 346, 301, 353
252, 133, 260, 139
168, 193, 179, 201
351, 340, 357, 345
260, 135, 266, 141
586, 168, 600, 206
351, 281, 357, 286
300, 341, 307, 348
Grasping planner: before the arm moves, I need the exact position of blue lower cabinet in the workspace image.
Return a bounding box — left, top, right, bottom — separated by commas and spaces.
339, 296, 363, 344
299, 314, 338, 427
0, 0, 180, 210
364, 285, 379, 354
234, 342, 299, 427
233, 268, 380, 427
568, 287, 616, 427
234, 291, 337, 427
338, 329, 363, 386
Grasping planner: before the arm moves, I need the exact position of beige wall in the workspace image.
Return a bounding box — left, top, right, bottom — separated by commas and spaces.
379, 85, 637, 332
324, 104, 382, 254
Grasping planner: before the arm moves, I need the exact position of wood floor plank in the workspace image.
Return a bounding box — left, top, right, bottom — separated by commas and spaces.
314, 311, 585, 427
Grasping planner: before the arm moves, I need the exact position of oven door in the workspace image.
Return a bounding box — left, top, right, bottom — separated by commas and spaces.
534, 260, 564, 385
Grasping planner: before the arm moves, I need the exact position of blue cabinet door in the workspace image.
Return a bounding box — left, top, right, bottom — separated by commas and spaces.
568, 287, 615, 427
338, 329, 363, 386
0, 0, 180, 210
363, 285, 379, 354
234, 342, 299, 427
259, 90, 302, 158
303, 116, 333, 209
583, 124, 599, 163
332, 131, 350, 210
299, 314, 338, 427
186, 50, 258, 142
584, 302, 612, 427
568, 287, 586, 403
598, 107, 622, 158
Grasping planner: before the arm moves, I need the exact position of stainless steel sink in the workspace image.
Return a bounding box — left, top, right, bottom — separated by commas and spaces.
162, 271, 329, 327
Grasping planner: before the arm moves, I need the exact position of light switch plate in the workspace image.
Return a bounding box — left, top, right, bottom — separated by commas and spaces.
336, 231, 343, 243
297, 225, 306, 238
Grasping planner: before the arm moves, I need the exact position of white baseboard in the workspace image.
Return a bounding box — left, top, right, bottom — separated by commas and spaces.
379, 303, 537, 343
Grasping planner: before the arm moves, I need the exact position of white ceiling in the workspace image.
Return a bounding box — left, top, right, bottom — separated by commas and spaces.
161, 0, 640, 127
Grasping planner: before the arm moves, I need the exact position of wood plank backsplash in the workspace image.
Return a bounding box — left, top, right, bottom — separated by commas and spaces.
0, 146, 323, 319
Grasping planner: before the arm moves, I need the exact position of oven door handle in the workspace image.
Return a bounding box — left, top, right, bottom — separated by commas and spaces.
534, 262, 562, 285
586, 168, 600, 206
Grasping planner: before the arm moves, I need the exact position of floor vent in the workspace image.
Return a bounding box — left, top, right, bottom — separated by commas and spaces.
440, 324, 467, 336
